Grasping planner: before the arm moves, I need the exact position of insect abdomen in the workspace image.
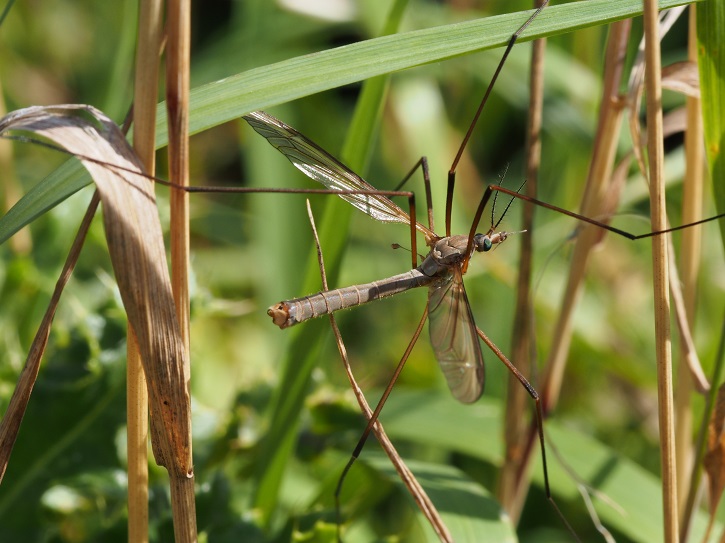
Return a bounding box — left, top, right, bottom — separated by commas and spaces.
268, 269, 436, 328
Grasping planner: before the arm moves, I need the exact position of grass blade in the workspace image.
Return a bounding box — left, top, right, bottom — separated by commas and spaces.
0, 0, 700, 245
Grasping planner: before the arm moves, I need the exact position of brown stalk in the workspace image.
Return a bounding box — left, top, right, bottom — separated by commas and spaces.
498, 0, 546, 522
675, 3, 704, 530
128, 0, 164, 540
0, 77, 31, 255
624, 7, 707, 408
627, 2, 709, 404
502, 20, 630, 518
643, 1, 679, 541
495, 17, 634, 536
539, 19, 630, 416
165, 0, 196, 540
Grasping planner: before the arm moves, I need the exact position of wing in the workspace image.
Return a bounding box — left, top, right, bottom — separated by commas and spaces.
244, 111, 435, 238
427, 269, 484, 403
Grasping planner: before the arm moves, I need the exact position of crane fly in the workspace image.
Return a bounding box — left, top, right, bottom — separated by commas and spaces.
247, 109, 510, 404
240, 2, 724, 539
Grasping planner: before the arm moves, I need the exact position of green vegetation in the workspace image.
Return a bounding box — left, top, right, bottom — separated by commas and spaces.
0, 1, 722, 542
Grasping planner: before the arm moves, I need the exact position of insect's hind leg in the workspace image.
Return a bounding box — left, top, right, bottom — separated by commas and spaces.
475, 326, 582, 543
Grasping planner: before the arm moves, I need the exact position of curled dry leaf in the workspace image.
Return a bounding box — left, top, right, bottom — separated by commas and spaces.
704, 384, 725, 515
662, 107, 688, 139
0, 105, 192, 477
661, 61, 700, 99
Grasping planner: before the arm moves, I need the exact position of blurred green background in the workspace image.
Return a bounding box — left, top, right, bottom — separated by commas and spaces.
0, 0, 723, 542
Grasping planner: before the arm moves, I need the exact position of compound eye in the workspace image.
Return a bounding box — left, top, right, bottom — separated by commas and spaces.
474, 233, 492, 252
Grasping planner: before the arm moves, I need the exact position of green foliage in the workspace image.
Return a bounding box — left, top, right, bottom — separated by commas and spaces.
0, 1, 723, 542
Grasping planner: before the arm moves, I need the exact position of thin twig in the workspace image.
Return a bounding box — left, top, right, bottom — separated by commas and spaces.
643, 1, 679, 541
499, 0, 547, 522
304, 200, 452, 542
128, 1, 164, 540
676, 4, 705, 537
0, 192, 100, 482
165, 0, 196, 540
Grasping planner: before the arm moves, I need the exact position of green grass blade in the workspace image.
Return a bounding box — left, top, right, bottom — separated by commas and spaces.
697, 0, 725, 249
169, 0, 699, 141
0, 0, 700, 245
0, 159, 91, 245
365, 455, 517, 543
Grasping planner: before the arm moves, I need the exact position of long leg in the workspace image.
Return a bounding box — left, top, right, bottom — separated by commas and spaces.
502, 1, 546, 520
393, 156, 435, 234
475, 325, 581, 543
445, 1, 549, 236
465, 184, 724, 262
462, 181, 720, 394
328, 311, 450, 543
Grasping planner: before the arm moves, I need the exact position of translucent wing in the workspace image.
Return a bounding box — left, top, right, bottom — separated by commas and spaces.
244, 111, 435, 238
428, 269, 484, 403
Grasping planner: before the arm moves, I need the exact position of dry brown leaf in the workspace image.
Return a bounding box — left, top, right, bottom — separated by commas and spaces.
661, 61, 700, 98
662, 107, 688, 139
704, 384, 725, 514
0, 105, 192, 478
